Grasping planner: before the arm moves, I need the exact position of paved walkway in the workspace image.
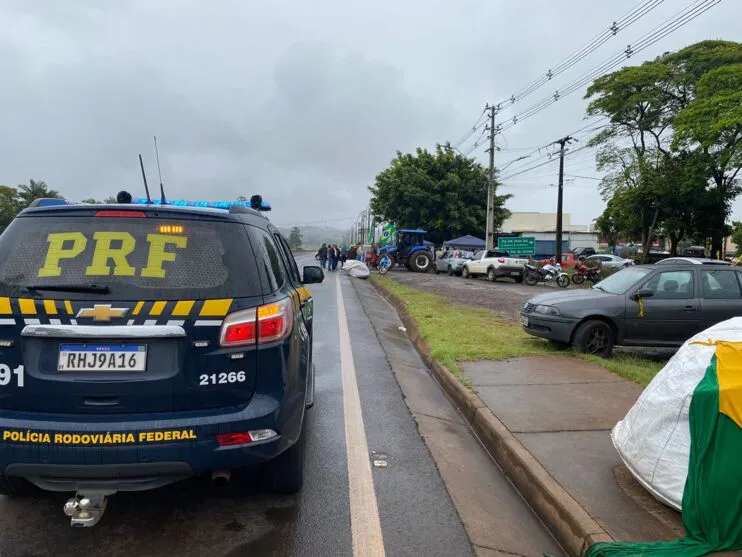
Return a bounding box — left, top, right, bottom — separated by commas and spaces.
462, 355, 741, 555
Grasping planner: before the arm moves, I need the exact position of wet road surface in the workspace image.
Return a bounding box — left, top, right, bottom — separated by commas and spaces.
0, 256, 563, 556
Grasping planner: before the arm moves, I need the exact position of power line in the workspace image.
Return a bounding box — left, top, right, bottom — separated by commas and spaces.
501, 0, 665, 108
498, 0, 721, 132
451, 1, 663, 150
499, 143, 594, 180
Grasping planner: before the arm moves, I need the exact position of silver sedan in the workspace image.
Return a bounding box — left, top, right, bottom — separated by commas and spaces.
435, 251, 474, 276
583, 253, 634, 270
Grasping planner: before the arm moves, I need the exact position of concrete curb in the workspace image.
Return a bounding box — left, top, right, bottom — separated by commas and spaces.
370, 278, 614, 557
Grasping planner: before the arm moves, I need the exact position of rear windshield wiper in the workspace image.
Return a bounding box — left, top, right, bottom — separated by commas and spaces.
25, 284, 111, 294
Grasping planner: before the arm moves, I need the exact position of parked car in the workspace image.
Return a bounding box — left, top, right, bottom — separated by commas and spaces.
520, 263, 742, 357
571, 247, 596, 260
583, 253, 633, 270
462, 250, 529, 282
537, 253, 579, 269
435, 250, 473, 276
655, 257, 730, 266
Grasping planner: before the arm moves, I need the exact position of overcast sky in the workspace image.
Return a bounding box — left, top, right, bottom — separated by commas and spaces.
1, 0, 740, 229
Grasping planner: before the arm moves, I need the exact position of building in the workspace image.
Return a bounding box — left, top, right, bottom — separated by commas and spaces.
499, 212, 598, 258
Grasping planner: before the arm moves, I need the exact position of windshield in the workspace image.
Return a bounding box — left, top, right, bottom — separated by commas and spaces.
0, 215, 263, 300
592, 266, 651, 294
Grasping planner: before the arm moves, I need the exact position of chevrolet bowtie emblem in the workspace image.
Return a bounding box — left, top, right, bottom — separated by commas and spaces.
76, 304, 129, 322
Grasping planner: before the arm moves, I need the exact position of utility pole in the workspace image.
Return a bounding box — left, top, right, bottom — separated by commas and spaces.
485, 104, 497, 250
554, 135, 577, 264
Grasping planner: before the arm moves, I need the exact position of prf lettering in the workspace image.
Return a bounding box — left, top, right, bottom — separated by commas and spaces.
2, 429, 197, 445
37, 232, 188, 278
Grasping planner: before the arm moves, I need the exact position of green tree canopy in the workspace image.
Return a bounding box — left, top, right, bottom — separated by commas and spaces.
586, 40, 742, 259
16, 179, 61, 208
0, 186, 21, 233
369, 144, 510, 245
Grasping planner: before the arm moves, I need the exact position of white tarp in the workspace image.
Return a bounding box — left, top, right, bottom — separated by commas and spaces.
341, 259, 370, 279
611, 317, 742, 511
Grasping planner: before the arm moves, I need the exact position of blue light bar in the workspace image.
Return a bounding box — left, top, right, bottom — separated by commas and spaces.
132, 198, 272, 211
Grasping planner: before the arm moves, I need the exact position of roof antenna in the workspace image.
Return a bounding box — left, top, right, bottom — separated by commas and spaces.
138, 154, 153, 204
153, 135, 167, 204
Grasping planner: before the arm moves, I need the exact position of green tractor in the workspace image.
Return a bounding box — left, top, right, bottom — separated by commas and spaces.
377, 228, 434, 273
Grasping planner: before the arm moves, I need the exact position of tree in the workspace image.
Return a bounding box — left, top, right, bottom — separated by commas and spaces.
731, 221, 742, 256
369, 144, 511, 245
0, 186, 21, 233
586, 40, 742, 259
16, 179, 61, 208
288, 227, 303, 250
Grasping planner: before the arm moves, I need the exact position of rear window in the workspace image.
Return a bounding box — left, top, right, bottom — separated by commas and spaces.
0, 215, 263, 300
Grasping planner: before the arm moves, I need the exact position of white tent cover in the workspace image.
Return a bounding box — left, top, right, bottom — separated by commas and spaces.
612, 317, 742, 511
341, 259, 370, 279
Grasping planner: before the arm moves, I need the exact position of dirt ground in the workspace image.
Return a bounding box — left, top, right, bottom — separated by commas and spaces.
386, 267, 555, 320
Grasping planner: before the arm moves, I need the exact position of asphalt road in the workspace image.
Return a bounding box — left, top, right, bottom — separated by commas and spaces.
0, 255, 563, 557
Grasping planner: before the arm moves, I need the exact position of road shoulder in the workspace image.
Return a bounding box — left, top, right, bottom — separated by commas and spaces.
351, 277, 566, 557
364, 274, 704, 556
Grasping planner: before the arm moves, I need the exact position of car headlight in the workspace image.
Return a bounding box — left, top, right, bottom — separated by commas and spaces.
533, 305, 561, 316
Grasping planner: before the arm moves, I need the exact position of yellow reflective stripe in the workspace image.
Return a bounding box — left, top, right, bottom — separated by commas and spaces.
150, 301, 167, 316
715, 341, 742, 429
172, 300, 195, 317
43, 300, 58, 315
0, 298, 11, 315
133, 301, 145, 316
64, 300, 73, 315
18, 299, 37, 315
199, 299, 232, 317
297, 287, 312, 303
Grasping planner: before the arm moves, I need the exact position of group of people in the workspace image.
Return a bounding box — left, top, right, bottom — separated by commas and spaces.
316, 243, 360, 271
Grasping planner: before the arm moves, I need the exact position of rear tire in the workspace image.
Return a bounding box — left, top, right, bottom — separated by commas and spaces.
410, 251, 433, 273
556, 274, 570, 288
462, 266, 471, 279
447, 266, 454, 276
573, 320, 615, 358
571, 273, 585, 285
514, 275, 524, 284
0, 474, 34, 497
272, 417, 306, 494
524, 270, 539, 286
487, 267, 497, 282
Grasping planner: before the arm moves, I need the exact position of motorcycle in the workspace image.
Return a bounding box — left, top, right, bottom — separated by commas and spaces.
524, 262, 570, 288
571, 263, 602, 285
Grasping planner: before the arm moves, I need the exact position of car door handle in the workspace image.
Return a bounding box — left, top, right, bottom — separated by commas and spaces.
683, 305, 697, 312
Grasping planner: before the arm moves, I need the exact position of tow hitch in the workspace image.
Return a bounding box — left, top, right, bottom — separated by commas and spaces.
63, 491, 111, 527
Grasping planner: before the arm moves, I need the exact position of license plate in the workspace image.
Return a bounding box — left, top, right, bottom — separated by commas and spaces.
520, 315, 529, 327
510, 271, 520, 276
58, 344, 147, 372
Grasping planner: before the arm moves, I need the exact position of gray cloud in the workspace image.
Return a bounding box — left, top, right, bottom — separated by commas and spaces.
1, 0, 741, 228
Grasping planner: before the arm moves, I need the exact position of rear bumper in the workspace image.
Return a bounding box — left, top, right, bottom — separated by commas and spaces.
0, 393, 304, 492
494, 265, 524, 277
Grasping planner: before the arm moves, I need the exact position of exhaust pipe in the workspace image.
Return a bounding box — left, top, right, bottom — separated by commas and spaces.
212, 469, 231, 486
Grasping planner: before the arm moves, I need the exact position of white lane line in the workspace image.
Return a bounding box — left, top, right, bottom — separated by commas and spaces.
336, 273, 386, 557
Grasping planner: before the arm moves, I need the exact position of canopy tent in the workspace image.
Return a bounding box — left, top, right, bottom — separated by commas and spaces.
443, 235, 485, 250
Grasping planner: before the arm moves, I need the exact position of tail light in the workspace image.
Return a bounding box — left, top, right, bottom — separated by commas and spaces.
219, 298, 293, 347
497, 258, 505, 263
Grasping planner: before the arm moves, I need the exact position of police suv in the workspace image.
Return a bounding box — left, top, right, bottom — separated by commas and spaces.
0, 194, 324, 526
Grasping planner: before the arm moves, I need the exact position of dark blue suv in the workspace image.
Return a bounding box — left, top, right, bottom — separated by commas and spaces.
0, 195, 324, 526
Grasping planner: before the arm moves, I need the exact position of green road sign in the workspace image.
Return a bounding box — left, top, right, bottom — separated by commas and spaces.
497, 236, 535, 256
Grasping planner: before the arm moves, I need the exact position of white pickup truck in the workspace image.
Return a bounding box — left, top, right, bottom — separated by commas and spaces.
461, 249, 529, 283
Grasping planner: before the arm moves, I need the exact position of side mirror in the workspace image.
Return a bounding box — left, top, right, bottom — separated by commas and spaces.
302, 265, 325, 284
632, 287, 654, 300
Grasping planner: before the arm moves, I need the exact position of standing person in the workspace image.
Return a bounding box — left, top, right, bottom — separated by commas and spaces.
332, 244, 341, 271
348, 244, 358, 261
340, 244, 348, 266
328, 244, 337, 271
318, 243, 328, 269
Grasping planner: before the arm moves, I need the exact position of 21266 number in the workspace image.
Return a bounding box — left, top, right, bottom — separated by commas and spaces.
199, 371, 247, 386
